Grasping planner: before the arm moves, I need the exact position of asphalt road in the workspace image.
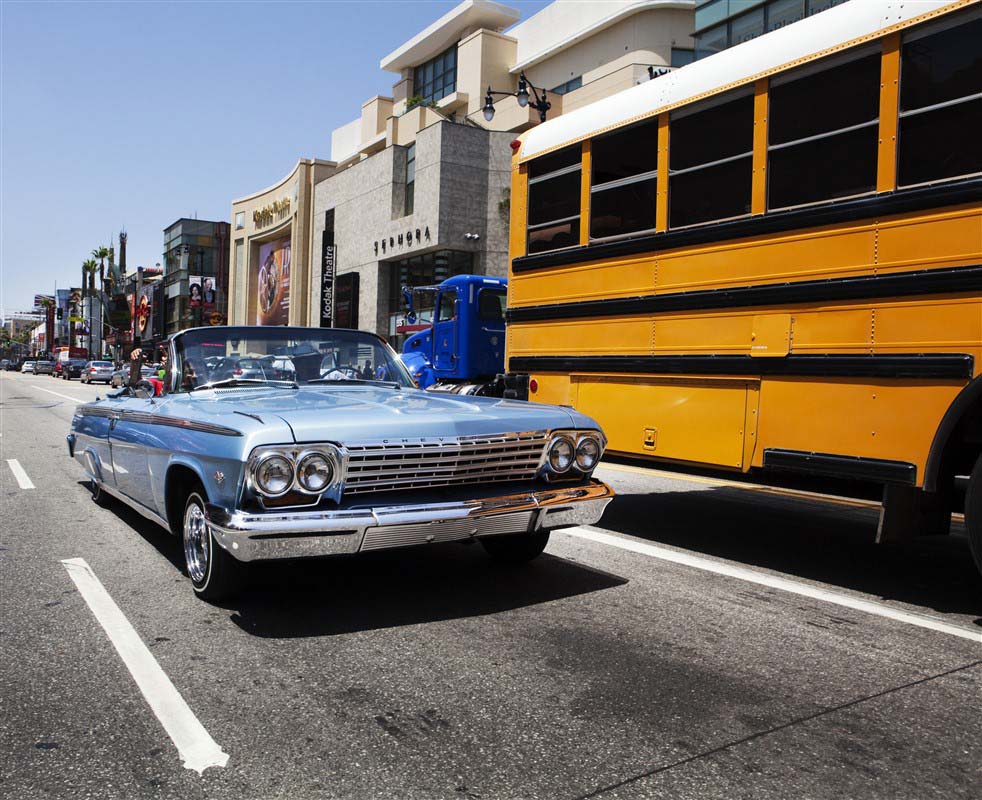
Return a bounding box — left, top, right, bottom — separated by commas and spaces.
1, 371, 980, 800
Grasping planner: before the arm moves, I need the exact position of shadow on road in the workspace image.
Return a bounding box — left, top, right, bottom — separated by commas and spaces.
85, 482, 629, 637
227, 546, 627, 638
599, 484, 982, 620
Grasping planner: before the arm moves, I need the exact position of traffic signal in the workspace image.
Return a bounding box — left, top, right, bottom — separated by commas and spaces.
56, 307, 63, 320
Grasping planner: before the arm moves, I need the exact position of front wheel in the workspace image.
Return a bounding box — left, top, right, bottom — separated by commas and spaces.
183, 489, 241, 602
480, 530, 550, 564
964, 455, 982, 577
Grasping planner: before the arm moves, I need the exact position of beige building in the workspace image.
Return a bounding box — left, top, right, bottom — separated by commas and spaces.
228, 158, 336, 328
229, 0, 695, 332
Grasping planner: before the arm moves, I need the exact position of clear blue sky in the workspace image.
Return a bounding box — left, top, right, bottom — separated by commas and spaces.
0, 0, 549, 317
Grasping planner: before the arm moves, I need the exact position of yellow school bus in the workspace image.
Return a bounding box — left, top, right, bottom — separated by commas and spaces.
505, 0, 982, 567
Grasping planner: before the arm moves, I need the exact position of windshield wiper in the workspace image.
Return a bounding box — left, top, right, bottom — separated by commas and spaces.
190, 378, 299, 392
306, 378, 402, 389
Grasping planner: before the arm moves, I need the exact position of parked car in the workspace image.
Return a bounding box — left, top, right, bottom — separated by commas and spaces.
67, 326, 612, 602
4, 360, 21, 371
21, 361, 36, 373
81, 361, 115, 384
109, 364, 155, 387
62, 359, 90, 380
0, 359, 9, 370
33, 360, 55, 375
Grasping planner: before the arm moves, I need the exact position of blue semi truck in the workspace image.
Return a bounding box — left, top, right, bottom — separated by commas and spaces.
399, 274, 510, 395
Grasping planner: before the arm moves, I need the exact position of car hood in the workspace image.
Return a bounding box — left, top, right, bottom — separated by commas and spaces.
171, 385, 585, 442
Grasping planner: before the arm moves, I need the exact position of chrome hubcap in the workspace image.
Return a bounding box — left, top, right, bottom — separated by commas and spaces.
183, 498, 209, 583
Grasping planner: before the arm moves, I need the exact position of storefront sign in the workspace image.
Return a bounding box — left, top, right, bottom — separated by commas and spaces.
321, 237, 336, 328
374, 226, 430, 256
253, 197, 291, 227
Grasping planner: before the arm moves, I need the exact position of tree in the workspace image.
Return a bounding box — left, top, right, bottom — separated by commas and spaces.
92, 246, 109, 296
82, 259, 98, 353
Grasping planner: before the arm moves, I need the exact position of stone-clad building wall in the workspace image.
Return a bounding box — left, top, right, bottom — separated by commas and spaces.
311, 120, 513, 338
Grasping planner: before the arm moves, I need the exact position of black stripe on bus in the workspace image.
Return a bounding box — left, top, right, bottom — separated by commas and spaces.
508, 354, 974, 380
506, 264, 982, 323
512, 177, 982, 274
762, 449, 916, 485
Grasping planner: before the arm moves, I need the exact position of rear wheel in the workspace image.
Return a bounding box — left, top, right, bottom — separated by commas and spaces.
964, 455, 982, 577
183, 488, 241, 602
480, 530, 550, 564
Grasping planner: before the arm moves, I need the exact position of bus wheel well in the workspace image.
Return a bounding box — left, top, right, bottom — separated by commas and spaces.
925, 376, 982, 494
165, 465, 203, 536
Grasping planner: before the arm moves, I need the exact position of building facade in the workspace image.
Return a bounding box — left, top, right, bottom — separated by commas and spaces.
229, 0, 696, 342
693, 0, 848, 59
161, 218, 231, 340
228, 160, 335, 329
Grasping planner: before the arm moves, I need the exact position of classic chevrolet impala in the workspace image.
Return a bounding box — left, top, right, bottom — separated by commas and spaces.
67, 326, 613, 601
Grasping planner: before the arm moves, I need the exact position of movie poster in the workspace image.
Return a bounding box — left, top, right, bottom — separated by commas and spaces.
201, 277, 216, 308
255, 237, 291, 326
189, 275, 203, 308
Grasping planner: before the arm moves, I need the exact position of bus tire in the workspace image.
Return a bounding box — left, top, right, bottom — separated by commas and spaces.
963, 454, 982, 576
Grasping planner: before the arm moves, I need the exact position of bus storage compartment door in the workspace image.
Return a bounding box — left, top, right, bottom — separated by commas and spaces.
750, 314, 791, 357
573, 376, 753, 469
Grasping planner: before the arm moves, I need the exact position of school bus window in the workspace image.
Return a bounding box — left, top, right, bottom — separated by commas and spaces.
669, 92, 753, 228
527, 144, 582, 254
590, 118, 659, 240
897, 12, 982, 188
768, 50, 880, 209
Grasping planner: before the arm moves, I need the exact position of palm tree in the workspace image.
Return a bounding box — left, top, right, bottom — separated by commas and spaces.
83, 259, 98, 353
92, 246, 109, 296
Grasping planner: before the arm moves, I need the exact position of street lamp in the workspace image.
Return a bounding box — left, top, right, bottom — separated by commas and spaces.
483, 71, 551, 124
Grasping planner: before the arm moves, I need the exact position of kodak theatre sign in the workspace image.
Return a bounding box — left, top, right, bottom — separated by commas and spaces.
253, 197, 291, 227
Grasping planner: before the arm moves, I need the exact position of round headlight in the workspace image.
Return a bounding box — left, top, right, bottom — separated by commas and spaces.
255, 454, 294, 496
548, 437, 575, 472
575, 437, 601, 471
297, 452, 334, 493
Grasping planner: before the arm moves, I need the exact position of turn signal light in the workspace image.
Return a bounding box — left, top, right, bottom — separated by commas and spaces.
529, 378, 538, 393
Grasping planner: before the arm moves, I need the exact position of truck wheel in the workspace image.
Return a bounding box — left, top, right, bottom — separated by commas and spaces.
182, 486, 241, 602
964, 455, 982, 577
481, 530, 550, 564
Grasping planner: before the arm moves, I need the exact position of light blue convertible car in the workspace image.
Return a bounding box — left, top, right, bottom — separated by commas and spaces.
67, 326, 613, 601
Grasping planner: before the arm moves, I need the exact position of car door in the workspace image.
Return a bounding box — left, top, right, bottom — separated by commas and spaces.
107, 395, 163, 509
432, 288, 459, 374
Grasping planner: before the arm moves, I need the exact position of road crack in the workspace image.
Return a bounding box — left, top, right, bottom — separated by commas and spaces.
568, 659, 982, 800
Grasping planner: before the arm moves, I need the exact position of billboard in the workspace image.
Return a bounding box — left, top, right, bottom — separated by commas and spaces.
255, 237, 291, 326
189, 275, 202, 308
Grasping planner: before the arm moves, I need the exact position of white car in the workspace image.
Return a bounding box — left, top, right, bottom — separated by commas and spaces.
21, 361, 36, 374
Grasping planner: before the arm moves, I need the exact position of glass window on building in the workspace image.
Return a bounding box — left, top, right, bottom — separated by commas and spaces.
413, 45, 457, 105
729, 6, 764, 45
671, 48, 695, 68
767, 0, 804, 31
387, 250, 473, 348
234, 211, 245, 230
898, 11, 982, 188
551, 76, 583, 95
404, 143, 416, 216
695, 24, 728, 60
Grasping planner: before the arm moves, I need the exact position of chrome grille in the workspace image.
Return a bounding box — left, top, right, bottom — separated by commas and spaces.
343, 430, 549, 495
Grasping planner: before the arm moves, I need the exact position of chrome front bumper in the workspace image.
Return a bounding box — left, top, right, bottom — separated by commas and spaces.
204, 480, 613, 562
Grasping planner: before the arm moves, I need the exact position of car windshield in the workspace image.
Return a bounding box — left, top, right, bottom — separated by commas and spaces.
171, 326, 414, 391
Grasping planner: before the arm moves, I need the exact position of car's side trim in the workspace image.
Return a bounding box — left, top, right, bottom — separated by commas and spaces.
75, 406, 242, 436
94, 479, 171, 530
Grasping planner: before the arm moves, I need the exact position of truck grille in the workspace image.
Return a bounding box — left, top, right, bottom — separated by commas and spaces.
344, 430, 549, 495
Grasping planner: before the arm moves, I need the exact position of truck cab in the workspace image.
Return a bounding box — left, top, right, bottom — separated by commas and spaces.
401, 274, 507, 393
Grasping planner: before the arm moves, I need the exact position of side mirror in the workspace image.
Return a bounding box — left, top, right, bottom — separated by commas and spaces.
407, 311, 417, 324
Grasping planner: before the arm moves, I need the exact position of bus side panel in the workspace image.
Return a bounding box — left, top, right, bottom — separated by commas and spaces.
875, 205, 981, 274
573, 376, 751, 470
752, 377, 965, 483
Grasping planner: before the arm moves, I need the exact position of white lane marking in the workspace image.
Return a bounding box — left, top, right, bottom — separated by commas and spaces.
26, 384, 90, 404
6, 459, 35, 489
61, 558, 229, 774
563, 527, 982, 644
